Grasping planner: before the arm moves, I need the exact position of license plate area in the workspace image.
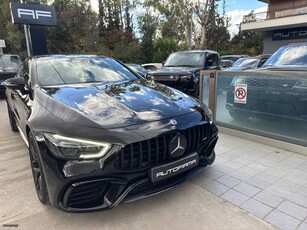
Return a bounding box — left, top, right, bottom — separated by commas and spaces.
150, 153, 199, 183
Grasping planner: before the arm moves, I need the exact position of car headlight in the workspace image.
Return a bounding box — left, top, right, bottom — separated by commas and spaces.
294, 80, 307, 89
180, 75, 191, 80
44, 133, 111, 160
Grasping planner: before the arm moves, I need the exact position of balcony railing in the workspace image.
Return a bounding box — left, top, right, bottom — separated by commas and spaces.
242, 6, 307, 23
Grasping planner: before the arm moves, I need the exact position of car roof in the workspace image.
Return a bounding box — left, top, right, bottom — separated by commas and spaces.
31, 54, 105, 61
171, 50, 219, 54
281, 43, 307, 48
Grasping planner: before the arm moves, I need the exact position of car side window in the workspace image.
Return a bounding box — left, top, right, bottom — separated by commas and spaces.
18, 61, 30, 88
206, 54, 219, 68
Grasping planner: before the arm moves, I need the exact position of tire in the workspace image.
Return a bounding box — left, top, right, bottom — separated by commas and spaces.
28, 132, 49, 205
229, 111, 250, 121
6, 102, 18, 132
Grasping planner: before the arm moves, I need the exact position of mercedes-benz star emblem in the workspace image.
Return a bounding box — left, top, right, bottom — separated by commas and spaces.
169, 134, 187, 158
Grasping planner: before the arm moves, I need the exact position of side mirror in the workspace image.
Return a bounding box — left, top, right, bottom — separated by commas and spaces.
162, 61, 165, 66
145, 74, 155, 81
4, 77, 26, 92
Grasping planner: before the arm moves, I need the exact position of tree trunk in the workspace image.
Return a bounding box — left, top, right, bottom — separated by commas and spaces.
200, 21, 206, 49
175, 0, 191, 49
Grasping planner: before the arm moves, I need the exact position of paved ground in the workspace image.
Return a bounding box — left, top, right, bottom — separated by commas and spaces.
0, 96, 306, 229
190, 133, 307, 230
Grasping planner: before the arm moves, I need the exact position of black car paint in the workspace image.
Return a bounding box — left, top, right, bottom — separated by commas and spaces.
0, 55, 22, 94
5, 55, 218, 212
149, 50, 220, 96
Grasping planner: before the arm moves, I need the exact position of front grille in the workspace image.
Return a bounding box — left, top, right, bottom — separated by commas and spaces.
0, 73, 16, 81
154, 75, 179, 81
114, 123, 209, 170
66, 180, 108, 209
245, 77, 297, 90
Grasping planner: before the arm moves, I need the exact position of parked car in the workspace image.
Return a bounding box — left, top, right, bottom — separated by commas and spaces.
141, 63, 162, 72
220, 59, 234, 69
228, 54, 271, 71
0, 54, 22, 94
126, 63, 148, 77
221, 55, 249, 63
148, 50, 220, 97
5, 55, 218, 212
226, 44, 307, 121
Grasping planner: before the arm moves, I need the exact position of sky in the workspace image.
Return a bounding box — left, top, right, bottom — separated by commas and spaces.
90, 0, 268, 38
223, 0, 268, 37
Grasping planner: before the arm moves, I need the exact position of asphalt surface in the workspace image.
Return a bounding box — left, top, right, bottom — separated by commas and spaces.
0, 97, 274, 230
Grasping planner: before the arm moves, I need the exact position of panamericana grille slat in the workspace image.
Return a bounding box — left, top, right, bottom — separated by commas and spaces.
162, 136, 167, 161
114, 123, 208, 170
245, 77, 297, 90
66, 181, 108, 208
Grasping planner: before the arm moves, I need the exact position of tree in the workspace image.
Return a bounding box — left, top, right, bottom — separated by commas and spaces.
153, 38, 179, 62
194, 0, 214, 49
139, 9, 158, 63
0, 0, 27, 58
47, 0, 99, 54
228, 30, 264, 55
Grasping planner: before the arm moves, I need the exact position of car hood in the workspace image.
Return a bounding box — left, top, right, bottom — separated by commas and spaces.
39, 79, 201, 129
150, 66, 201, 75
257, 65, 307, 71
0, 67, 19, 74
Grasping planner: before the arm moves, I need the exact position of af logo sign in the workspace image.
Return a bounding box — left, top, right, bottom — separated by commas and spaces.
10, 2, 57, 26
234, 84, 247, 104
17, 9, 52, 20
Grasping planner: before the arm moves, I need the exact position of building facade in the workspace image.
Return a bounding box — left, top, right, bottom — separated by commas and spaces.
241, 0, 307, 53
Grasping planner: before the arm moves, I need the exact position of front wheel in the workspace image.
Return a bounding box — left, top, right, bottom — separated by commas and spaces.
28, 132, 49, 205
6, 102, 18, 132
229, 111, 250, 121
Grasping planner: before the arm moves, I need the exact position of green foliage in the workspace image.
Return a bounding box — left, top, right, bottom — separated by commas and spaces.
139, 11, 158, 63
0, 0, 27, 59
0, 0, 264, 63
227, 31, 264, 55
153, 38, 179, 62
47, 0, 98, 54
113, 43, 144, 63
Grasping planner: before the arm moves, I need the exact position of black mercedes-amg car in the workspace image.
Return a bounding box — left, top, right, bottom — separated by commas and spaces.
5, 55, 218, 212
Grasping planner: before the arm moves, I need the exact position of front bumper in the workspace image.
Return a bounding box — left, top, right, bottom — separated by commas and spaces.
36, 128, 218, 212
153, 76, 195, 92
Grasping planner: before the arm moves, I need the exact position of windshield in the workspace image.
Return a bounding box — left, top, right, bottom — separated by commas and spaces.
37, 56, 139, 86
233, 58, 258, 68
0, 55, 22, 68
127, 64, 147, 74
263, 45, 307, 66
164, 52, 205, 67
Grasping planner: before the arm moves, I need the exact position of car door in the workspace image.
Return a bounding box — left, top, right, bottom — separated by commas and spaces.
10, 60, 31, 137
205, 53, 220, 70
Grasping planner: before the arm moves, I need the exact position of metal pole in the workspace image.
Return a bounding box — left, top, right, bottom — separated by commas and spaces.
189, 9, 192, 50
20, 0, 31, 57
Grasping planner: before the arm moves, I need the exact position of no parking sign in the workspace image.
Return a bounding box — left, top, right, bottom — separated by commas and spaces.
234, 84, 247, 104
